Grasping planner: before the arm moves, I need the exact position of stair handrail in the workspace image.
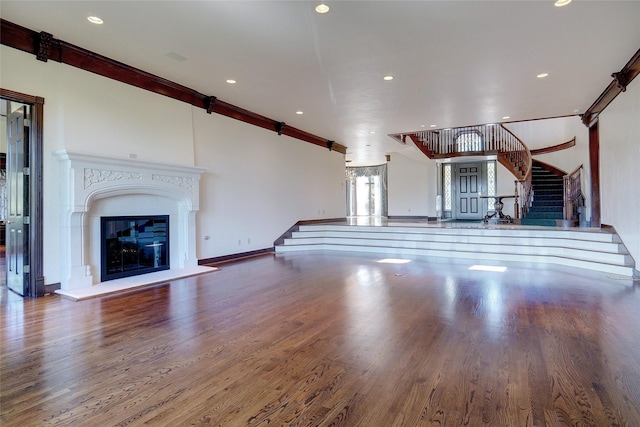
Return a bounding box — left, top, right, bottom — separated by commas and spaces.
498, 125, 533, 219
396, 123, 533, 218
563, 164, 585, 221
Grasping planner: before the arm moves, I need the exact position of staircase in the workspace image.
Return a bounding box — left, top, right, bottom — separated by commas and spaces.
391, 124, 534, 218
520, 164, 564, 227
275, 223, 636, 276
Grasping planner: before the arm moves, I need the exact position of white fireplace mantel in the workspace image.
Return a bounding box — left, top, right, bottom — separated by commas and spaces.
55, 150, 207, 290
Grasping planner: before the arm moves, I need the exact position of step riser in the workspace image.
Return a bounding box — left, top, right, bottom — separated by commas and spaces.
276, 244, 634, 276
527, 208, 563, 213
291, 231, 622, 252
298, 225, 618, 242
278, 225, 634, 275
535, 190, 563, 196
530, 201, 563, 206
525, 213, 564, 219
284, 237, 629, 265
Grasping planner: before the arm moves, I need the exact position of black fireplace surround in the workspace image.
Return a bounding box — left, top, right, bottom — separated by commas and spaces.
101, 215, 169, 281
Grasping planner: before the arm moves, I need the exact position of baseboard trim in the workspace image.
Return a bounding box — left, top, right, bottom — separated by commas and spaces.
199, 248, 274, 266
387, 215, 435, 221
274, 217, 346, 246
44, 282, 61, 295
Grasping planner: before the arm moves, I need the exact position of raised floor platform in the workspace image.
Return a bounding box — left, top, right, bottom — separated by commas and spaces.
276, 218, 637, 277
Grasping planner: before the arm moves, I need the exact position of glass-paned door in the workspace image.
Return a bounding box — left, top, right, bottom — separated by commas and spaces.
354, 175, 381, 216
6, 104, 29, 296
346, 164, 388, 217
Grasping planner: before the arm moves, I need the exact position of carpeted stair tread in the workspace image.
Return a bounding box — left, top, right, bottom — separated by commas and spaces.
525, 212, 563, 219
520, 218, 559, 226
528, 206, 563, 213
531, 200, 563, 205
524, 163, 567, 226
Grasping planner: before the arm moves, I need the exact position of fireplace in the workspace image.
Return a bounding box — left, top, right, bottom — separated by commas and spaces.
101, 215, 170, 281
55, 150, 206, 290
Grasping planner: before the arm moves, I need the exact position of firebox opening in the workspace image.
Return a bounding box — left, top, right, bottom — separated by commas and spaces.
101, 215, 170, 282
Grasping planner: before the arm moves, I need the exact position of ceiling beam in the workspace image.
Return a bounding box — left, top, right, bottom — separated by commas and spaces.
0, 19, 347, 155
582, 48, 640, 127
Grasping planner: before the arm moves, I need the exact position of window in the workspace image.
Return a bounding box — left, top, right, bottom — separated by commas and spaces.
455, 130, 483, 152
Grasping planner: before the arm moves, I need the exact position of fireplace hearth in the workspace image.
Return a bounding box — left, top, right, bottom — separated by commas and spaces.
101, 215, 169, 281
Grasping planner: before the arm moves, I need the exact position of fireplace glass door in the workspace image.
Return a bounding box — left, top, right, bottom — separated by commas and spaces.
101, 215, 169, 281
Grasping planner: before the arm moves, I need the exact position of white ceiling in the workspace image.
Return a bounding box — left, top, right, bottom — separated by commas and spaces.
2, 1, 639, 166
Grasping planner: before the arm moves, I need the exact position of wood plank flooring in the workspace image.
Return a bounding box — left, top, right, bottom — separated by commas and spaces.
2, 252, 640, 426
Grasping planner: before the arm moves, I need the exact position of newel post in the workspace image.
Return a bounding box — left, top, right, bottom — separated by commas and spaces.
514, 181, 520, 219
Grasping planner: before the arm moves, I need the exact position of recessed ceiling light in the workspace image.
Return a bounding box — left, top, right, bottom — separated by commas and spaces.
383, 75, 394, 81
87, 16, 104, 24
502, 116, 510, 120
315, 3, 330, 14
537, 73, 549, 78
554, 0, 572, 7
226, 79, 236, 84
430, 124, 437, 128
369, 131, 376, 134
296, 111, 304, 115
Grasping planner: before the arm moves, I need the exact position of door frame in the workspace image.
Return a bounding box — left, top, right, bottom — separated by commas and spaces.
440, 159, 492, 221
1, 88, 45, 297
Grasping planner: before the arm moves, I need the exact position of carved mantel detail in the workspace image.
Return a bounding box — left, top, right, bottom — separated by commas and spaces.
85, 168, 141, 189
152, 174, 195, 193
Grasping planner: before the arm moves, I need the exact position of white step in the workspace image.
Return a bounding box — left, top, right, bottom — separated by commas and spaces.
297, 224, 619, 243
290, 231, 622, 253
276, 224, 636, 277
284, 237, 629, 265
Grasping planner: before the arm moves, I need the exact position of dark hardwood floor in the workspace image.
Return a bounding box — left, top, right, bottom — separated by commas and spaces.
1, 251, 640, 426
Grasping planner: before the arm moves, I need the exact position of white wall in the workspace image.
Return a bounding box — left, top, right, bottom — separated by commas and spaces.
59, 66, 195, 165
193, 109, 345, 258
599, 77, 640, 265
1, 47, 64, 286
0, 45, 346, 284
387, 153, 436, 217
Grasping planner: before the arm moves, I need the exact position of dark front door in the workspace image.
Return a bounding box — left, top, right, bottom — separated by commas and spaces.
455, 163, 484, 220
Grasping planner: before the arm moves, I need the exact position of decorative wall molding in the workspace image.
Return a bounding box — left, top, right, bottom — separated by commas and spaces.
152, 174, 195, 193
84, 168, 141, 189
36, 31, 53, 62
